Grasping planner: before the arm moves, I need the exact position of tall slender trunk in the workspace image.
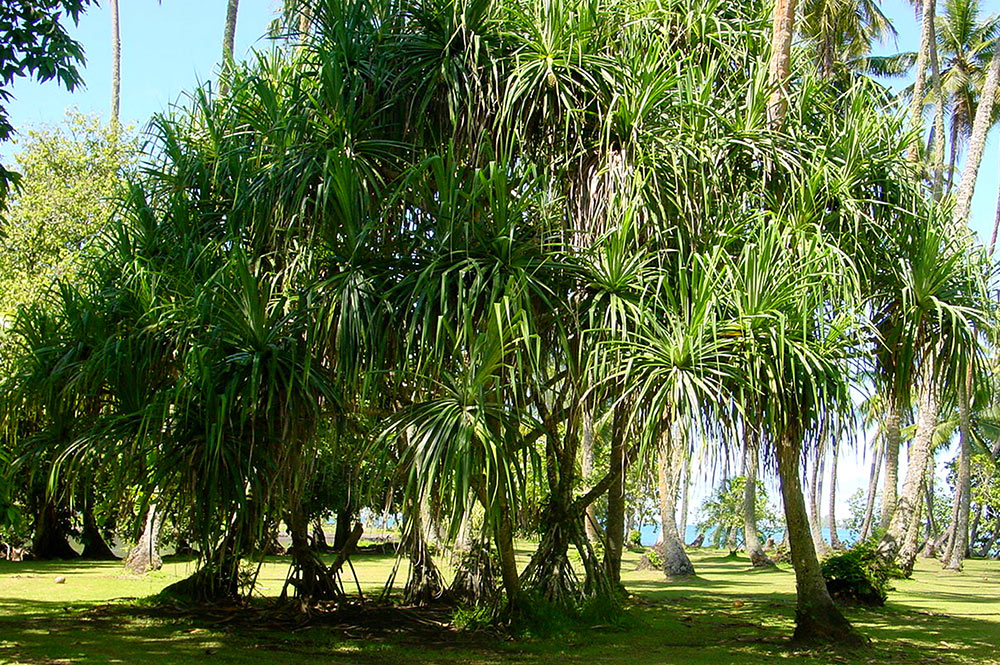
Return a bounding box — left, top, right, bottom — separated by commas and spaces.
907, 0, 935, 162
604, 405, 627, 588
333, 508, 353, 550
945, 382, 973, 570
581, 405, 598, 543
678, 450, 691, 541
110, 0, 120, 128
953, 33, 1000, 226
859, 437, 882, 541
658, 432, 694, 576
880, 393, 903, 530
743, 429, 773, 567
776, 427, 861, 646
946, 119, 960, 196
219, 0, 240, 96
123, 503, 162, 574
879, 361, 941, 575
828, 442, 842, 550
808, 444, 831, 556
766, 0, 798, 127
929, 6, 947, 196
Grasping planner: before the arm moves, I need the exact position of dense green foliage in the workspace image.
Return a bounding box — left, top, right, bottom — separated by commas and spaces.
0, 0, 93, 207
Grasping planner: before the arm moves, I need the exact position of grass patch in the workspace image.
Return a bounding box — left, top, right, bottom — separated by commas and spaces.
0, 548, 998, 664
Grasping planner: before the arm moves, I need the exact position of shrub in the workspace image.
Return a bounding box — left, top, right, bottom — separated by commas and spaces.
821, 540, 896, 606
627, 530, 644, 553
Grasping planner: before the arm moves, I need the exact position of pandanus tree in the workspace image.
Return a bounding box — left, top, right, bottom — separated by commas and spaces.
875, 216, 989, 576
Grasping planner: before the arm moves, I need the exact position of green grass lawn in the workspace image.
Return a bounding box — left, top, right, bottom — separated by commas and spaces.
0, 546, 998, 664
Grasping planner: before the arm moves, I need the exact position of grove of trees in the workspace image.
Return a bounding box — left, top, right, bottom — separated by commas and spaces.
1, 0, 999, 651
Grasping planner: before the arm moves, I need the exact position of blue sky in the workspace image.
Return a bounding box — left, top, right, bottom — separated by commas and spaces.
2, 0, 992, 524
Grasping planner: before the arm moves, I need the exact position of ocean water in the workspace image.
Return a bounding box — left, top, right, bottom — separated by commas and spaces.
639, 524, 859, 548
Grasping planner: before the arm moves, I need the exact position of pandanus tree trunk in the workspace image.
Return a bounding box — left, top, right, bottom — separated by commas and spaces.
880, 393, 903, 530
775, 426, 861, 646
284, 502, 342, 603
658, 433, 694, 577
80, 489, 117, 560
32, 497, 78, 560
123, 503, 162, 574
581, 405, 599, 543
604, 405, 627, 588
743, 429, 773, 567
879, 362, 941, 576
944, 382, 973, 570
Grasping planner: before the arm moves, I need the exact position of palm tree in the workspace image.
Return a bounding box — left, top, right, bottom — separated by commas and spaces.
936, 0, 999, 193
953, 25, 1000, 223
799, 0, 897, 80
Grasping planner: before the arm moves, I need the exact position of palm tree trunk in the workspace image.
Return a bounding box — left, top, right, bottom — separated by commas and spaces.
879, 361, 941, 575
859, 437, 882, 541
907, 0, 935, 162
808, 445, 831, 556
775, 427, 861, 646
828, 442, 842, 550
945, 381, 973, 570
880, 392, 903, 530
678, 450, 691, 541
222, 0, 239, 64
928, 4, 947, 195
953, 33, 1000, 225
743, 428, 773, 567
658, 434, 694, 577
766, 0, 798, 127
110, 0, 121, 128
946, 119, 960, 196
219, 0, 240, 96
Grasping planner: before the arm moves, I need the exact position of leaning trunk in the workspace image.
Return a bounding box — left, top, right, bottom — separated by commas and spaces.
953, 26, 1000, 225
775, 427, 861, 647
859, 439, 882, 541
123, 503, 162, 574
